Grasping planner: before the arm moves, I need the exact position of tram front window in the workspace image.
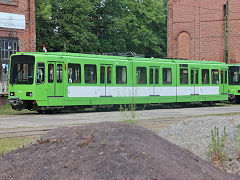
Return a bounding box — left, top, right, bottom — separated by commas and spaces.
229, 66, 240, 85
10, 55, 35, 84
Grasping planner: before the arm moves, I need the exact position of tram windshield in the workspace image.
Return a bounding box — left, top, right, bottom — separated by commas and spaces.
10, 55, 35, 84
229, 66, 240, 85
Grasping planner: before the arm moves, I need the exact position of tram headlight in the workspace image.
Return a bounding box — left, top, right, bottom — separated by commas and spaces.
26, 92, 32, 96
10, 92, 15, 96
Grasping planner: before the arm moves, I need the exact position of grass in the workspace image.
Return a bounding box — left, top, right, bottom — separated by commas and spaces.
0, 103, 34, 115
0, 137, 38, 156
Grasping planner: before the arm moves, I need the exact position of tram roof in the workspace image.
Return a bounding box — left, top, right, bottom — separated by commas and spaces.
13, 52, 226, 65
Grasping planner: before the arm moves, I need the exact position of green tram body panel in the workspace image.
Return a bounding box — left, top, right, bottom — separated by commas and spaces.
8, 52, 229, 110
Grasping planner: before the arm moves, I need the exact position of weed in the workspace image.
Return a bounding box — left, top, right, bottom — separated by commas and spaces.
120, 103, 138, 125
235, 124, 240, 161
101, 140, 106, 147
37, 136, 50, 144
207, 126, 226, 162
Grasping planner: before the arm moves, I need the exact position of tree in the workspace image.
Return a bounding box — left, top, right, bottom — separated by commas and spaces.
94, 0, 167, 57
49, 0, 100, 52
35, 0, 167, 57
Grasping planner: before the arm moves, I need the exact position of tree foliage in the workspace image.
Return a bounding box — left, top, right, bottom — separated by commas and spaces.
36, 0, 167, 57
36, 0, 53, 51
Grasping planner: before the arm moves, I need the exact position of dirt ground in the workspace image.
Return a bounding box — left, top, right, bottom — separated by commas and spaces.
0, 122, 238, 180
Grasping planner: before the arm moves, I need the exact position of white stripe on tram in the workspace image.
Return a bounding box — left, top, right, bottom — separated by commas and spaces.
68, 86, 220, 98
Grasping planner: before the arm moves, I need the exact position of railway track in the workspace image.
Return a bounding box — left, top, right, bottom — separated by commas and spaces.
0, 128, 53, 139
1, 104, 240, 139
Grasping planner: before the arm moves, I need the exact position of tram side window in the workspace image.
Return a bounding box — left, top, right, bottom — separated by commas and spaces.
36, 63, 45, 84
100, 66, 105, 84
228, 67, 240, 85
85, 64, 97, 84
202, 69, 209, 84
225, 70, 228, 84
57, 64, 62, 83
195, 70, 199, 84
136, 67, 147, 84
163, 68, 172, 84
48, 64, 54, 83
116, 66, 127, 84
191, 70, 194, 84
191, 70, 199, 84
180, 69, 188, 84
155, 69, 159, 84
221, 70, 227, 84
68, 63, 81, 83
212, 69, 219, 84
150, 68, 153, 84
221, 71, 224, 84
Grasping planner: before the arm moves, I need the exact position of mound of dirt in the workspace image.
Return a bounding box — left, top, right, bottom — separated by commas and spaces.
0, 122, 238, 179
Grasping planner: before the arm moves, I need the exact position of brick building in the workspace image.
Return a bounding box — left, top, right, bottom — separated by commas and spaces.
0, 0, 36, 82
168, 0, 240, 63
0, 0, 36, 107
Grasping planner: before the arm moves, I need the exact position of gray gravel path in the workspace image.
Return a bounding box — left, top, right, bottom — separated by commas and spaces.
158, 115, 240, 175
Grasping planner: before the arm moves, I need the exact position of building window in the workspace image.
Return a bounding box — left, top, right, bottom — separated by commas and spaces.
223, 4, 227, 18
1, 39, 18, 60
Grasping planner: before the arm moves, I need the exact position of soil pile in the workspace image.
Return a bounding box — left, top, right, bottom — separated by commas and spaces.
0, 122, 238, 180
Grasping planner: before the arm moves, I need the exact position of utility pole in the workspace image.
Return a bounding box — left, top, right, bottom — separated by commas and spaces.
224, 0, 230, 64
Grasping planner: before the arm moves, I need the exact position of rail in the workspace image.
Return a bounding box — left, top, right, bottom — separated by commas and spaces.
0, 82, 8, 95
0, 128, 53, 139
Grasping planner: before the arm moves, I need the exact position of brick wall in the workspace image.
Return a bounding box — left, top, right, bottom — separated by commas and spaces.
0, 0, 36, 52
168, 0, 240, 63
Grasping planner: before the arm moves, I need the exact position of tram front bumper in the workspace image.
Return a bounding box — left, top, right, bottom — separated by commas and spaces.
10, 97, 23, 111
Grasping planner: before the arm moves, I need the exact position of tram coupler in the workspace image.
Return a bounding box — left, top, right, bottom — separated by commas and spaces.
10, 97, 23, 111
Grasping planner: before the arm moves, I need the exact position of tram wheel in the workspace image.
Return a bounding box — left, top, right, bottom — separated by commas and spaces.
37, 110, 44, 114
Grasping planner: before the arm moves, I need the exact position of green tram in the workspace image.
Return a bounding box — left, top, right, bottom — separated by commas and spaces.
8, 52, 229, 112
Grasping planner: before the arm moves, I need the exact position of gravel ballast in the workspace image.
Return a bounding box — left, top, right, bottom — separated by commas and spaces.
159, 115, 240, 175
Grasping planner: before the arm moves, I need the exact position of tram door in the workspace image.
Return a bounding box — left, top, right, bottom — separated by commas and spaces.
47, 62, 64, 97
100, 64, 112, 97
149, 67, 160, 96
220, 69, 228, 95
190, 68, 199, 96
